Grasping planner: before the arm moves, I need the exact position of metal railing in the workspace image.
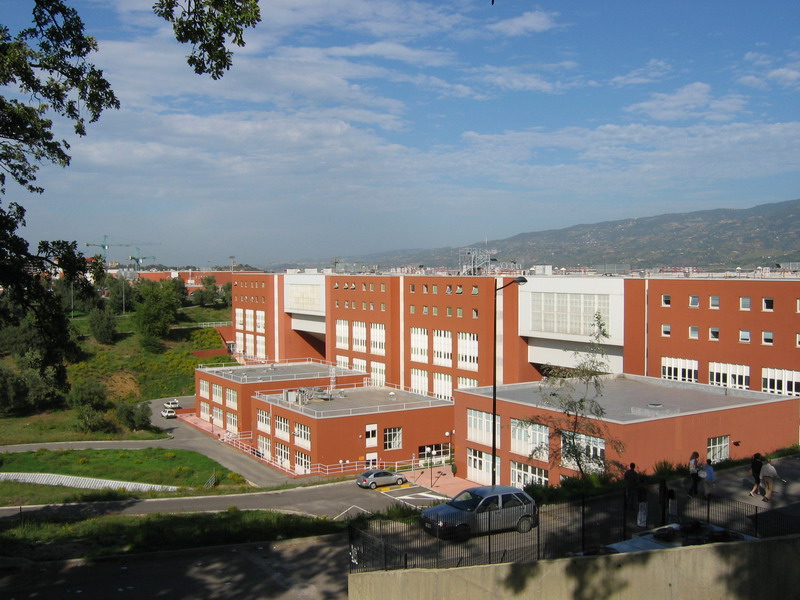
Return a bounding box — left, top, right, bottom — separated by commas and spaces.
349, 489, 800, 573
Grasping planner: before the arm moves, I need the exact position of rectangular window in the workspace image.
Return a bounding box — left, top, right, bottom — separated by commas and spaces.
709, 362, 750, 390
199, 401, 210, 420
336, 355, 349, 369
472, 286, 479, 296
709, 296, 720, 309
225, 388, 238, 409
762, 367, 800, 396
275, 442, 290, 469
457, 308, 463, 318
432, 329, 453, 367
410, 327, 428, 363
467, 408, 500, 448
510, 419, 549, 460
689, 295, 700, 308
740, 296, 751, 311
457, 377, 478, 389
661, 294, 671, 307
370, 361, 386, 386
763, 297, 774, 311
457, 332, 479, 371
352, 357, 367, 372
432, 306, 438, 316
245, 309, 254, 331
275, 415, 290, 441
740, 330, 751, 343
707, 435, 730, 463
235, 308, 244, 329
383, 427, 402, 450
661, 357, 699, 383
467, 447, 492, 485
432, 284, 438, 294
560, 432, 605, 472
472, 308, 479, 319
257, 409, 271, 434
255, 310, 266, 333
762, 330, 774, 345
709, 327, 720, 341
365, 423, 377, 448
447, 307, 453, 317
432, 372, 452, 400
294, 423, 311, 450
212, 383, 223, 403
199, 380, 209, 399
410, 368, 428, 395
409, 305, 415, 314
295, 450, 311, 475
226, 411, 238, 433
422, 305, 428, 315
689, 326, 699, 339
661, 324, 671, 337
352, 321, 367, 352
529, 292, 611, 337
257, 435, 271, 460
335, 319, 349, 349
510, 461, 549, 488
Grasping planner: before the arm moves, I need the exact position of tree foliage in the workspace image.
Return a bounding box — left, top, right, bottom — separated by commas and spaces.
537, 313, 624, 479
67, 378, 108, 410
116, 401, 152, 431
153, 0, 261, 80
1, 1, 260, 394
132, 282, 180, 345
87, 307, 116, 344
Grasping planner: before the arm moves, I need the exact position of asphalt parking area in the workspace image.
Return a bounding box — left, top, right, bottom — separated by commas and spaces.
381, 484, 450, 509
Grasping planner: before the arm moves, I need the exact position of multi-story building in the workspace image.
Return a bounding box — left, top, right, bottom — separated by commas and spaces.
191, 268, 800, 485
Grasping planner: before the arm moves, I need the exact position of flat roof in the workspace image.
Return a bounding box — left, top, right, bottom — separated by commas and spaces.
254, 385, 453, 419
462, 374, 796, 424
197, 360, 364, 384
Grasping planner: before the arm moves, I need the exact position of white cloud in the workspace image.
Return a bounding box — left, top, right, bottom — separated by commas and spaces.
624, 83, 747, 121
767, 67, 800, 87
611, 59, 672, 86
486, 10, 560, 36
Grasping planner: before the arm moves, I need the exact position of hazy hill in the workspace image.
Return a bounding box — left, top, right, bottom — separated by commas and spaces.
268, 199, 800, 272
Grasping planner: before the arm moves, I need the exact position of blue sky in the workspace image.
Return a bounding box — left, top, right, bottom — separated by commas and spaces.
5, 0, 800, 267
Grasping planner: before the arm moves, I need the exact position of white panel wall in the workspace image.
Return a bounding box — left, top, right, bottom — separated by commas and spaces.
283, 273, 326, 316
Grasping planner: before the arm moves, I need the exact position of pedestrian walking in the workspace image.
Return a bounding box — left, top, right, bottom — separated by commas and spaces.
702, 459, 715, 499
688, 451, 701, 497
760, 458, 787, 503
624, 462, 638, 508
749, 452, 763, 497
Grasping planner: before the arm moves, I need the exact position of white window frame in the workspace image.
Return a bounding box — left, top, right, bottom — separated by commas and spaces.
370, 323, 386, 355
689, 326, 699, 339
661, 324, 671, 337
457, 332, 479, 371
365, 423, 377, 448
661, 357, 698, 383
510, 461, 549, 488
352, 321, 367, 353
762, 330, 774, 345
212, 383, 223, 403
370, 361, 386, 386
257, 409, 271, 434
707, 435, 729, 463
335, 319, 349, 350
689, 295, 700, 308
432, 372, 452, 401
410, 368, 428, 395
510, 419, 549, 460
226, 412, 238, 433
709, 362, 750, 390
740, 329, 751, 343
257, 435, 271, 460
295, 450, 311, 475
294, 423, 311, 451
560, 431, 605, 472
383, 427, 402, 450
762, 367, 800, 396
255, 310, 266, 334
410, 327, 429, 363
225, 388, 238, 409
199, 380, 209, 399
432, 329, 452, 367
467, 408, 500, 448
275, 442, 290, 470
275, 415, 290, 441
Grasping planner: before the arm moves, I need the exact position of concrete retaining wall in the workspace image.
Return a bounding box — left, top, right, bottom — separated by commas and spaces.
349, 535, 800, 600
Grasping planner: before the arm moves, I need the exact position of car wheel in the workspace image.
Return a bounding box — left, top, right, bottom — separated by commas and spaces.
516, 516, 533, 533
455, 524, 471, 542
370, 482, 377, 490
396, 478, 404, 486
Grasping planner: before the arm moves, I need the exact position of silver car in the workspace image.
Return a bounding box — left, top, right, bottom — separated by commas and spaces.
355, 469, 407, 489
419, 485, 538, 540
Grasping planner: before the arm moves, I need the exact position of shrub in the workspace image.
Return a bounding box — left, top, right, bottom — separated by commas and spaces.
88, 308, 117, 345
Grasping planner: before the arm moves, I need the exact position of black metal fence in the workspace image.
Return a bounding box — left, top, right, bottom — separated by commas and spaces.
349, 488, 800, 573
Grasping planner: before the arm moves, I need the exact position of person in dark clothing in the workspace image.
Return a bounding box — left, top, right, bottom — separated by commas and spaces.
749, 452, 763, 497
688, 451, 701, 497
624, 463, 638, 508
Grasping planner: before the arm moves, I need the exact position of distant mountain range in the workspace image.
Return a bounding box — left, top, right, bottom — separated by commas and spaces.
267, 199, 800, 272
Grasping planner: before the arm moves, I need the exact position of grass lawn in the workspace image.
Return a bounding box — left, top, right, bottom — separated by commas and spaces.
0, 448, 241, 488
0, 411, 168, 446
0, 509, 347, 561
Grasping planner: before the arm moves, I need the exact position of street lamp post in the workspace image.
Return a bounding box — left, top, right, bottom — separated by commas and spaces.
492, 276, 527, 486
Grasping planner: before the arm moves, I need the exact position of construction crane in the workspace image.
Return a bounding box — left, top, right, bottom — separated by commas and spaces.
128, 247, 156, 271
85, 235, 134, 264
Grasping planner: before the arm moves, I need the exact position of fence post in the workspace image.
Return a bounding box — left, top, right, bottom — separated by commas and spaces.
706, 494, 711, 525
581, 495, 586, 553
622, 491, 628, 540
658, 479, 667, 526
753, 506, 759, 538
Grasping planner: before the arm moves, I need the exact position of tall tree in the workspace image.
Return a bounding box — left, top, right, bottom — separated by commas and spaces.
536, 314, 624, 479
132, 282, 180, 342
1, 1, 260, 375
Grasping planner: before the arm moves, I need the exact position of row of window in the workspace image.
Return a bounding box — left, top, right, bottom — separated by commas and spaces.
409, 283, 479, 295
409, 305, 479, 318
662, 294, 779, 311
256, 435, 312, 475
333, 281, 387, 292
660, 324, 790, 345
335, 299, 387, 311
660, 358, 800, 395
198, 381, 239, 409
234, 308, 266, 333
199, 401, 239, 434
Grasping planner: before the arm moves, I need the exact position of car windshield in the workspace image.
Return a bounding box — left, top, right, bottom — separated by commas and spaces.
448, 490, 486, 511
